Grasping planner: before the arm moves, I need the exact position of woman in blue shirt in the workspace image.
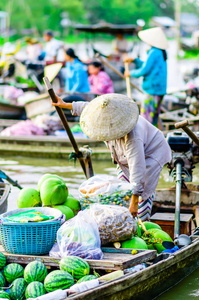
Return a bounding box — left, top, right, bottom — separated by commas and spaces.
64, 48, 90, 93
125, 27, 168, 128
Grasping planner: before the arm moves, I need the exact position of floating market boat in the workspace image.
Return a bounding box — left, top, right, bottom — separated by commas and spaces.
0, 182, 10, 214
0, 235, 199, 299
0, 102, 25, 119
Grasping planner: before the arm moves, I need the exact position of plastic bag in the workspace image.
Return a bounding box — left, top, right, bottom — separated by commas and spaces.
88, 204, 137, 246
79, 175, 133, 209
56, 210, 103, 259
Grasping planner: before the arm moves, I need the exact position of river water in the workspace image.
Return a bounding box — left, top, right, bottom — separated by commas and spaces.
0, 155, 199, 299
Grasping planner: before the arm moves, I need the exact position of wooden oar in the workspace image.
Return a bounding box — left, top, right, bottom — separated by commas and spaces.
124, 62, 131, 98
175, 120, 199, 146
95, 53, 143, 94
0, 170, 22, 189
43, 77, 94, 179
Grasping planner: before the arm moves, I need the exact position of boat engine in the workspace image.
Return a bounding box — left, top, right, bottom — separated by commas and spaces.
166, 131, 199, 237
167, 131, 197, 182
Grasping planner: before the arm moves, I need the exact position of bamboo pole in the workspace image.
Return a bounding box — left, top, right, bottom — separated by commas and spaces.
124, 62, 131, 98
95, 53, 143, 94
43, 77, 94, 179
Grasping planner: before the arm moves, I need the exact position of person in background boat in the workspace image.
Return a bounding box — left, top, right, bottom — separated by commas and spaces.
88, 61, 114, 95
113, 33, 128, 55
25, 37, 43, 61
43, 30, 65, 64
51, 93, 171, 221
124, 27, 168, 129
0, 42, 21, 80
61, 48, 90, 93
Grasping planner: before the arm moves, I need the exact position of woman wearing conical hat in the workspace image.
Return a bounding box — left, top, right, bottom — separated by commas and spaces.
124, 27, 168, 129
52, 93, 171, 221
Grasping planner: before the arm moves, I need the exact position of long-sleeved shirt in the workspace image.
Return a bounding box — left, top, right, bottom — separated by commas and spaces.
72, 101, 172, 199
88, 71, 114, 95
130, 47, 167, 95
64, 58, 90, 93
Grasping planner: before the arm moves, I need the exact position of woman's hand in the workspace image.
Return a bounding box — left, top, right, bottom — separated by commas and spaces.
51, 95, 72, 110
124, 70, 131, 77
123, 55, 135, 64
129, 195, 139, 218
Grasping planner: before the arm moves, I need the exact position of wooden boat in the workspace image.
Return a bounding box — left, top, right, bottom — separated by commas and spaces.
0, 235, 199, 299
0, 182, 10, 214
0, 102, 25, 119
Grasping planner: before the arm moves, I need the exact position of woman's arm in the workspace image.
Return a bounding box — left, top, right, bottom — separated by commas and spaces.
130, 50, 157, 78
51, 96, 73, 109
51, 96, 88, 116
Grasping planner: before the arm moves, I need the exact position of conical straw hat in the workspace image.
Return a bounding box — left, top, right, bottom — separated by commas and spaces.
80, 93, 139, 141
44, 63, 63, 83
138, 27, 168, 50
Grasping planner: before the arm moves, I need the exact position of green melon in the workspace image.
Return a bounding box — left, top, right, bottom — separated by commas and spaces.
9, 278, 27, 300
4, 263, 24, 284
17, 188, 41, 208
60, 256, 90, 280
0, 272, 5, 287
77, 275, 98, 283
24, 261, 48, 284
147, 228, 173, 253
52, 205, 74, 220
143, 221, 162, 231
64, 195, 81, 215
25, 281, 46, 299
121, 237, 148, 250
40, 178, 68, 206
38, 174, 65, 192
0, 253, 6, 270
44, 270, 74, 292
0, 291, 10, 299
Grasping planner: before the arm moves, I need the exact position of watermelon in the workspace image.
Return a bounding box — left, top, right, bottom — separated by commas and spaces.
4, 263, 24, 283
64, 195, 81, 215
40, 178, 68, 206
59, 256, 90, 280
44, 270, 74, 292
17, 188, 42, 208
77, 275, 98, 283
24, 261, 47, 284
38, 174, 65, 192
0, 291, 10, 299
0, 253, 6, 270
52, 205, 74, 220
25, 281, 46, 299
0, 272, 5, 287
9, 278, 27, 300
121, 237, 148, 250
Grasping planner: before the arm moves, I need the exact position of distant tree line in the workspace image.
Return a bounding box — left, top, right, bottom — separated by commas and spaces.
0, 0, 198, 36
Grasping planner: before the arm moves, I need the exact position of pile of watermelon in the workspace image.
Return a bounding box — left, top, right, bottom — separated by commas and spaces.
119, 221, 173, 254
17, 173, 81, 221
0, 252, 97, 299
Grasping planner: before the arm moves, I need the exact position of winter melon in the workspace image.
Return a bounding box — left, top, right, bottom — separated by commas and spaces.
17, 188, 41, 208
38, 174, 65, 192
121, 237, 148, 250
52, 205, 74, 220
40, 178, 68, 206
64, 195, 81, 215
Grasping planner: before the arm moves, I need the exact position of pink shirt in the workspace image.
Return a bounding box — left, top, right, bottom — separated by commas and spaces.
88, 71, 114, 95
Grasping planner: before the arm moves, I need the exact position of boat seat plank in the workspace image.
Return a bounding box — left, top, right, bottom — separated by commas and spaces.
0, 245, 156, 270
151, 213, 193, 222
